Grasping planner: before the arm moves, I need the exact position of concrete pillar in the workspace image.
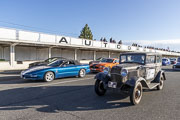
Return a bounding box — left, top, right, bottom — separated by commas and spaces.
48, 47, 52, 58
10, 44, 16, 67
93, 51, 96, 60
1, 47, 4, 59
108, 51, 111, 58
74, 49, 77, 60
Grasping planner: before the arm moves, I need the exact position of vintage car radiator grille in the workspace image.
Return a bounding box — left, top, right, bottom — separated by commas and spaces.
110, 66, 123, 85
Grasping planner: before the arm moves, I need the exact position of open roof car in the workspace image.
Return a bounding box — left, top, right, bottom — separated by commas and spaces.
21, 59, 90, 82
89, 57, 106, 65
28, 57, 67, 68
94, 52, 166, 105
90, 58, 119, 72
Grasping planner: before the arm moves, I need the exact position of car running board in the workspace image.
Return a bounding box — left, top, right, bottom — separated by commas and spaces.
147, 83, 160, 89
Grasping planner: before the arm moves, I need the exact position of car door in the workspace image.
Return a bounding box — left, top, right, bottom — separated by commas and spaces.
145, 55, 156, 82
57, 60, 78, 78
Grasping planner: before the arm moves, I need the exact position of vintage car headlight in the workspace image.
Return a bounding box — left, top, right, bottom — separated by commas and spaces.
121, 69, 128, 77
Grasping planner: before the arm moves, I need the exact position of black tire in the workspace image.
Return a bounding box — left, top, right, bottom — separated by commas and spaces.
44, 71, 55, 82
157, 76, 164, 90
95, 79, 106, 96
130, 82, 143, 105
78, 69, 86, 78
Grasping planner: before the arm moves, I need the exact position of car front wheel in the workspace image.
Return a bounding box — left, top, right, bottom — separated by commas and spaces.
78, 69, 86, 78
44, 71, 55, 82
95, 79, 106, 96
130, 82, 143, 105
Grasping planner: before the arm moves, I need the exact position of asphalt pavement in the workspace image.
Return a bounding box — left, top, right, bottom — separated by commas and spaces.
0, 66, 180, 120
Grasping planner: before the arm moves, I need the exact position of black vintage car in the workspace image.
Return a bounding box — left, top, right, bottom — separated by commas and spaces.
94, 52, 166, 105
29, 57, 66, 68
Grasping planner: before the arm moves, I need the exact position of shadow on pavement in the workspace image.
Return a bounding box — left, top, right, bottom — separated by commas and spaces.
0, 85, 131, 113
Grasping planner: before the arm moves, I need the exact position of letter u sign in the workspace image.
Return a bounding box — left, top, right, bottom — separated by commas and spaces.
85, 40, 91, 46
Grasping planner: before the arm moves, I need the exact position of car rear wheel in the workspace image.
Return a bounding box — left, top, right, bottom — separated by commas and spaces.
78, 69, 86, 78
130, 82, 143, 105
157, 76, 164, 90
44, 71, 55, 82
95, 79, 106, 96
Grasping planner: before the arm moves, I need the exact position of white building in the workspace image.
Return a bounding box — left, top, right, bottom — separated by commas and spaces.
0, 27, 179, 70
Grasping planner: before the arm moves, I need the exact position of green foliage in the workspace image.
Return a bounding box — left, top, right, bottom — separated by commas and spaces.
79, 24, 93, 40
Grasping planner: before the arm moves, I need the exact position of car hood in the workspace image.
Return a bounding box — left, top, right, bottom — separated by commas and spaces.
116, 63, 140, 70
29, 61, 48, 66
96, 62, 112, 66
22, 66, 52, 74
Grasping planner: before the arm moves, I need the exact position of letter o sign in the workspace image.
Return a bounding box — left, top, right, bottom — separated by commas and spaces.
128, 46, 131, 50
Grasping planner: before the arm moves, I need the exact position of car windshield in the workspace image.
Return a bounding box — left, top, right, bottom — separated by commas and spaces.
162, 59, 167, 61
48, 60, 64, 67
101, 58, 114, 63
120, 54, 145, 64
178, 58, 180, 62
45, 58, 59, 63
170, 58, 176, 61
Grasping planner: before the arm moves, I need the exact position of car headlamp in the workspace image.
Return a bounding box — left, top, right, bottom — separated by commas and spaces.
121, 69, 128, 77
99, 66, 105, 69
103, 67, 110, 73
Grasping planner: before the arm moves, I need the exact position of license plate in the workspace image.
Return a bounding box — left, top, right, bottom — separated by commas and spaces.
108, 81, 117, 88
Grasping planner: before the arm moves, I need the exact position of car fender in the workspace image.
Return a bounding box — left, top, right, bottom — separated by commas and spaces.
154, 70, 166, 83
94, 72, 111, 88
125, 77, 148, 87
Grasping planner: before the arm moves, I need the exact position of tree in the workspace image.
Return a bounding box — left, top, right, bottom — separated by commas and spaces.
79, 24, 93, 40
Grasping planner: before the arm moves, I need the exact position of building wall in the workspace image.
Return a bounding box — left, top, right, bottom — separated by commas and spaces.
0, 46, 10, 61
110, 52, 120, 58
15, 46, 37, 61
51, 48, 75, 59
77, 50, 94, 60
96, 51, 109, 58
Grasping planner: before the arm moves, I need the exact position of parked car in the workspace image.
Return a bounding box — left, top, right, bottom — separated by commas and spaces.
21, 59, 90, 82
28, 57, 66, 68
170, 58, 177, 64
94, 52, 166, 105
173, 57, 180, 70
162, 58, 171, 66
90, 58, 119, 72
89, 57, 106, 65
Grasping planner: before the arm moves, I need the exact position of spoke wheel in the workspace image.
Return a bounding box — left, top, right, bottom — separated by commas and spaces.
95, 79, 106, 96
44, 72, 54, 82
78, 69, 86, 78
157, 76, 164, 90
130, 82, 142, 105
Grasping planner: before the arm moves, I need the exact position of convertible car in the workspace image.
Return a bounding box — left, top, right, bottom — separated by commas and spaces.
28, 57, 66, 68
21, 59, 90, 82
90, 58, 119, 72
89, 57, 105, 65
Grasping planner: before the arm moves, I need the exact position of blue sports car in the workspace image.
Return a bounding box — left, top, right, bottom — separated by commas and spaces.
21, 58, 90, 82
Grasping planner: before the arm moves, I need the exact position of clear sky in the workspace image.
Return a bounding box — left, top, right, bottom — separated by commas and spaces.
0, 0, 180, 50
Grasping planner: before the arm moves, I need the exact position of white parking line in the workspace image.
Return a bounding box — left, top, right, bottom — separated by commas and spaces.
0, 74, 20, 77
24, 77, 94, 88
